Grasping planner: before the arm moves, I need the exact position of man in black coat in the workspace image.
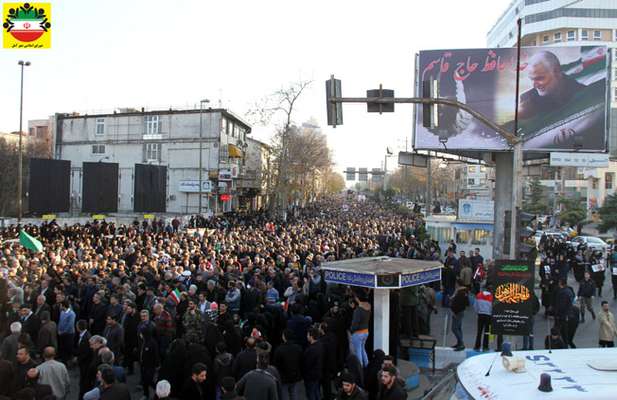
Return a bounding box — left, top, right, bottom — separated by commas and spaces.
121, 301, 139, 374
377, 366, 406, 400
273, 329, 303, 400
232, 337, 257, 380
75, 320, 92, 399
554, 279, 574, 341
320, 323, 338, 400
302, 327, 324, 400
88, 294, 108, 336
99, 366, 131, 400
181, 362, 208, 400
236, 353, 279, 400
19, 305, 40, 344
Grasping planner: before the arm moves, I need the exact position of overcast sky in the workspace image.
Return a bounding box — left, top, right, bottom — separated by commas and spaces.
0, 0, 511, 172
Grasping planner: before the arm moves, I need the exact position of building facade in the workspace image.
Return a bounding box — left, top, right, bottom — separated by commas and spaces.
487, 0, 617, 156
45, 107, 255, 215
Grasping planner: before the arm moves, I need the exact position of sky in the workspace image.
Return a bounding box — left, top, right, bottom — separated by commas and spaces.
0, 0, 511, 172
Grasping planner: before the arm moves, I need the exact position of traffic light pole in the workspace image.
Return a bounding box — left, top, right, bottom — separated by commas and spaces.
329, 95, 519, 146
328, 88, 522, 260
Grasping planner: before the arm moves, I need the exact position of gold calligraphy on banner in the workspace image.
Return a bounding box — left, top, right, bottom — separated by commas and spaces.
495, 283, 530, 304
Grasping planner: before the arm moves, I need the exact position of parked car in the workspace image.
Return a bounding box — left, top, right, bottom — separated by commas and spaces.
568, 236, 609, 253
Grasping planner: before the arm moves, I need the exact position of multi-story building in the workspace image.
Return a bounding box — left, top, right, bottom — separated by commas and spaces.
42, 106, 254, 215
237, 137, 272, 211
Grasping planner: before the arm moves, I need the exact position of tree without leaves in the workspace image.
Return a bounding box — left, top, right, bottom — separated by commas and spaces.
246, 80, 316, 216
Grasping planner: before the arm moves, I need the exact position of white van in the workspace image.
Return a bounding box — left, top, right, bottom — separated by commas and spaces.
445, 348, 617, 400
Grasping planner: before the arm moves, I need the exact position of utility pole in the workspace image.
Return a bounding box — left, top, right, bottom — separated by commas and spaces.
509, 18, 524, 261
17, 60, 30, 224
198, 99, 209, 216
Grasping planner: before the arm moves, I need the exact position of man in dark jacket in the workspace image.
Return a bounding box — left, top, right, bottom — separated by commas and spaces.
99, 366, 131, 400
441, 252, 458, 307
336, 371, 368, 400
377, 366, 406, 400
273, 329, 303, 400
303, 327, 324, 400
287, 303, 312, 348
102, 314, 124, 359
88, 294, 108, 336
221, 376, 244, 400
577, 272, 596, 322
121, 301, 138, 374
181, 362, 208, 400
236, 353, 279, 400
554, 279, 574, 341
232, 337, 257, 380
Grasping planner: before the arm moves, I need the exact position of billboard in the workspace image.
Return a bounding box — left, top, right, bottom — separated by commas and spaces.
414, 46, 609, 152
458, 199, 494, 221
491, 259, 535, 336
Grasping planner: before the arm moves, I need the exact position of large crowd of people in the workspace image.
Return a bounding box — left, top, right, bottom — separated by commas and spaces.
0, 199, 442, 400
2, 198, 617, 400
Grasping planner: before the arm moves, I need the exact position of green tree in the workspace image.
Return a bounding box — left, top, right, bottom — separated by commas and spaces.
598, 193, 617, 232
558, 197, 587, 227
524, 177, 549, 215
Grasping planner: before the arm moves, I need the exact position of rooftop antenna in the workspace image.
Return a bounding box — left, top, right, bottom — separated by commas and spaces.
218, 88, 223, 108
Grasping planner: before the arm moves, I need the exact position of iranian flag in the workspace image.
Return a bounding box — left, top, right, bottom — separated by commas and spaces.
169, 288, 182, 305
562, 46, 607, 86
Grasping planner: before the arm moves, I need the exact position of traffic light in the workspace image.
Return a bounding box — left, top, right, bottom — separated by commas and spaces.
422, 79, 439, 128
326, 77, 343, 127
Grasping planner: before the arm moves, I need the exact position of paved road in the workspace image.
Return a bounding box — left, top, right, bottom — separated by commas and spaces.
431, 277, 617, 351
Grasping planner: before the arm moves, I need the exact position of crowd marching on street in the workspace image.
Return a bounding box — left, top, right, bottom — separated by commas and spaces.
0, 197, 617, 400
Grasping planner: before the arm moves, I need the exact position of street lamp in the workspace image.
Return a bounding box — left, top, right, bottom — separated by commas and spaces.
17, 60, 30, 224
198, 99, 210, 215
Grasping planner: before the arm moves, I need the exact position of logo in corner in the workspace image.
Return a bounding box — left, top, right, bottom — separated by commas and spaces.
3, 3, 51, 49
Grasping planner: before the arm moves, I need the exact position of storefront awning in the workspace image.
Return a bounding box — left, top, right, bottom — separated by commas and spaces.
228, 144, 243, 158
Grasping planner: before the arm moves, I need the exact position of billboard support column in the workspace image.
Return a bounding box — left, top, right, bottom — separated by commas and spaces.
494, 153, 513, 260
426, 151, 432, 217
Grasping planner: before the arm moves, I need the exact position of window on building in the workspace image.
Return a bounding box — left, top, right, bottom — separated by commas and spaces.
28, 128, 34, 136
145, 143, 160, 161
480, 166, 486, 172
567, 30, 575, 41
468, 166, 476, 173
220, 116, 227, 137
543, 35, 549, 43
145, 115, 160, 135
606, 173, 614, 189
226, 120, 232, 136
592, 178, 599, 189
581, 30, 588, 41
468, 178, 475, 185
614, 87, 617, 101
594, 30, 602, 41
91, 144, 105, 154
471, 229, 490, 245
220, 143, 229, 159
95, 118, 105, 135
456, 230, 471, 245
554, 32, 562, 42
36, 126, 48, 138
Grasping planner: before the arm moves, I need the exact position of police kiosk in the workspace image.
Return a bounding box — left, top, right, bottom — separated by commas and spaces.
322, 256, 442, 354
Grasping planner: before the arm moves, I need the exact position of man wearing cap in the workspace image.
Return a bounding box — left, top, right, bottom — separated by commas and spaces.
336, 371, 367, 400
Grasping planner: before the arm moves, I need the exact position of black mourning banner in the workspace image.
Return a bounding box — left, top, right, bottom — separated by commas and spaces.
491, 259, 535, 336
28, 158, 70, 214
82, 162, 119, 213
134, 164, 167, 212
